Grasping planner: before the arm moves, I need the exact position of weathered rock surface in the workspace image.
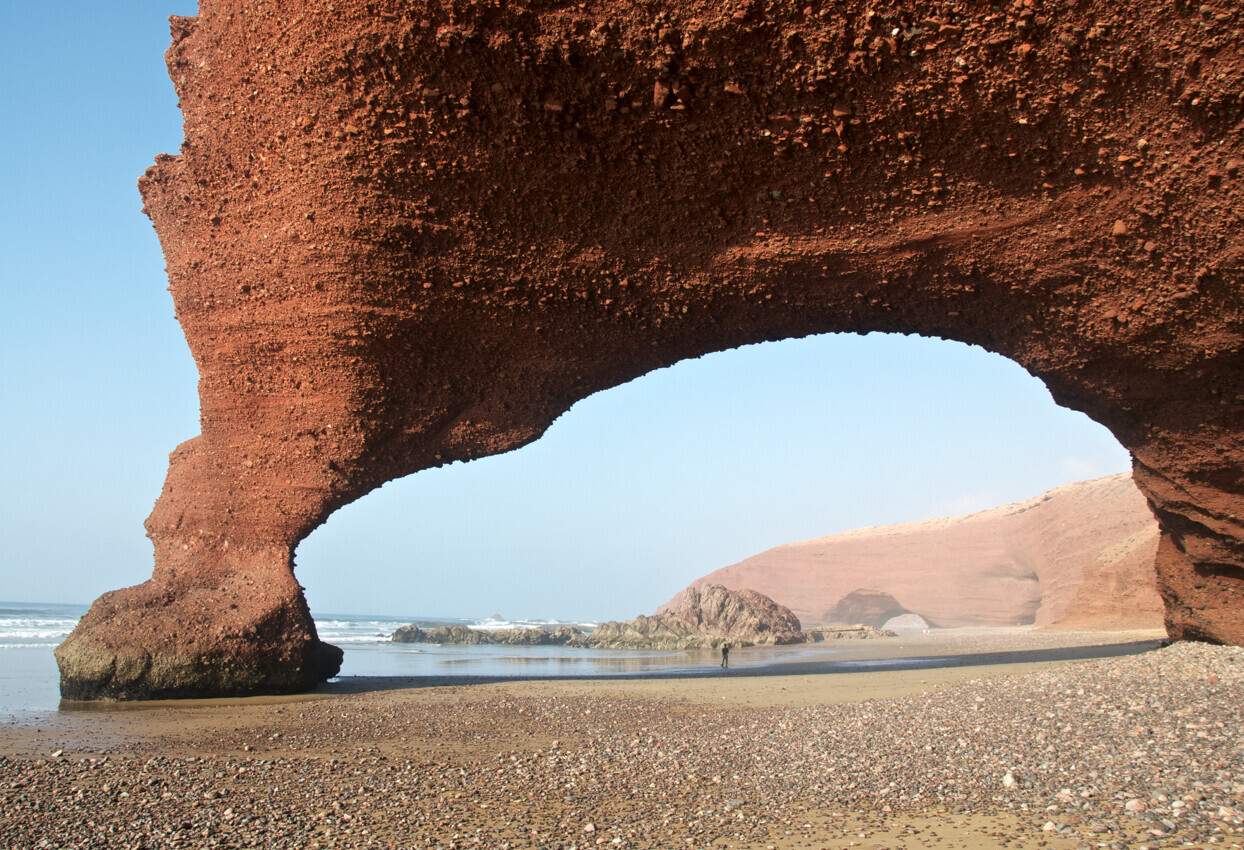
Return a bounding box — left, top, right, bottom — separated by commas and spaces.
56, 567, 342, 700
59, 0, 1243, 697
589, 585, 805, 649
390, 624, 587, 645
698, 475, 1167, 629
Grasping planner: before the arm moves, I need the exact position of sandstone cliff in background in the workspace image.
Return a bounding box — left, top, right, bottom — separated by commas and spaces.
695, 475, 1163, 630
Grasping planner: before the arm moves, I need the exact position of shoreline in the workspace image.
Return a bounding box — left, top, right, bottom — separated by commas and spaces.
19, 626, 1165, 722
2, 626, 1168, 722
2, 628, 1239, 849
0, 628, 1169, 754
322, 632, 1165, 690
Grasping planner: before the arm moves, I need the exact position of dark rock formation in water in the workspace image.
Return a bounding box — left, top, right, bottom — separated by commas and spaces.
390, 624, 587, 645
590, 585, 805, 649
58, 0, 1244, 698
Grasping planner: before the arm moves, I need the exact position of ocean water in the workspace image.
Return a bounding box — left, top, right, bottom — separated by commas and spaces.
0, 601, 721, 718
0, 602, 85, 718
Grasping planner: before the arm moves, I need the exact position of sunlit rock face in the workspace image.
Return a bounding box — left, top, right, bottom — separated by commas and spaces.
696, 475, 1166, 630
590, 584, 805, 649
57, 0, 1242, 698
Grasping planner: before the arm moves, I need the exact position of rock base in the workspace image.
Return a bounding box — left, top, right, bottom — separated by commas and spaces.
56, 572, 340, 701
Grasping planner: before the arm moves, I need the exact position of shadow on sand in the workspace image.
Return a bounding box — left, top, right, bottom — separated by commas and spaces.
315, 638, 1166, 696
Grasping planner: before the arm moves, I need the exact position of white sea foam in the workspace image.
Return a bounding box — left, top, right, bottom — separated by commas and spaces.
0, 617, 78, 643
0, 629, 72, 640
0, 602, 721, 715
319, 634, 397, 643
312, 617, 414, 644
469, 616, 598, 631
0, 605, 599, 648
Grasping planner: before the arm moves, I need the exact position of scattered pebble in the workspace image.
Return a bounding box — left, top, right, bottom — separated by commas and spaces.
1, 642, 1239, 849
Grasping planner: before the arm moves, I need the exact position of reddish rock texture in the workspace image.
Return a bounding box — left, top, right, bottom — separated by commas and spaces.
655, 584, 804, 643
589, 584, 805, 648
58, 0, 1242, 697
697, 474, 1166, 629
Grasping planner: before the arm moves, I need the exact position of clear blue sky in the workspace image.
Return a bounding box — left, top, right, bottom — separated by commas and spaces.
0, 3, 1131, 621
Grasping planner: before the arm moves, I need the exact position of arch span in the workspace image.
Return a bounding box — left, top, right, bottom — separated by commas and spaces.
57, 0, 1242, 698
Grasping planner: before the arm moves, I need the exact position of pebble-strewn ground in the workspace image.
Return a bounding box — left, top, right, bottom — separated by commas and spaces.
2, 641, 1240, 849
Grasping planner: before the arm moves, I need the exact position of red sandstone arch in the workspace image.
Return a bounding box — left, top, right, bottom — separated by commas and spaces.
56, 0, 1241, 698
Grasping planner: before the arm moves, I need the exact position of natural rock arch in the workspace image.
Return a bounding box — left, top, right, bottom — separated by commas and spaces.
825, 590, 924, 630
57, 0, 1241, 698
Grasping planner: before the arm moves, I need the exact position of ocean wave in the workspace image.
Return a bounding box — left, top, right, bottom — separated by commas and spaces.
312, 618, 402, 644
318, 635, 395, 643
0, 618, 79, 628
0, 619, 78, 641
0, 611, 600, 645
469, 617, 598, 631
314, 619, 407, 630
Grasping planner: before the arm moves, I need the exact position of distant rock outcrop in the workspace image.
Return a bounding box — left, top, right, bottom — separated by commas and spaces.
391, 624, 587, 646
589, 585, 805, 649
824, 590, 913, 629
694, 475, 1165, 630
391, 587, 890, 650
805, 625, 898, 641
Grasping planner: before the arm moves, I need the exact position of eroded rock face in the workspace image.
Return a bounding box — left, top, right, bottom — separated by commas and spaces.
58, 0, 1243, 697
56, 561, 342, 700
698, 474, 1166, 629
590, 585, 805, 649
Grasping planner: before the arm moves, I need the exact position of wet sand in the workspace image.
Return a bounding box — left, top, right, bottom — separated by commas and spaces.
3, 628, 1241, 849
318, 627, 1167, 707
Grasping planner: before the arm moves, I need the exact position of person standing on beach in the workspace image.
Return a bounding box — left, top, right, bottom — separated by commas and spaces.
720, 643, 731, 669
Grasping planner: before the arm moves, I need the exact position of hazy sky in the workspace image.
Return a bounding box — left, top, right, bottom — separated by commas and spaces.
0, 3, 1131, 621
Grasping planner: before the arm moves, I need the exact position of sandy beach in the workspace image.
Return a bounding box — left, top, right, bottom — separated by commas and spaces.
3, 628, 1241, 849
